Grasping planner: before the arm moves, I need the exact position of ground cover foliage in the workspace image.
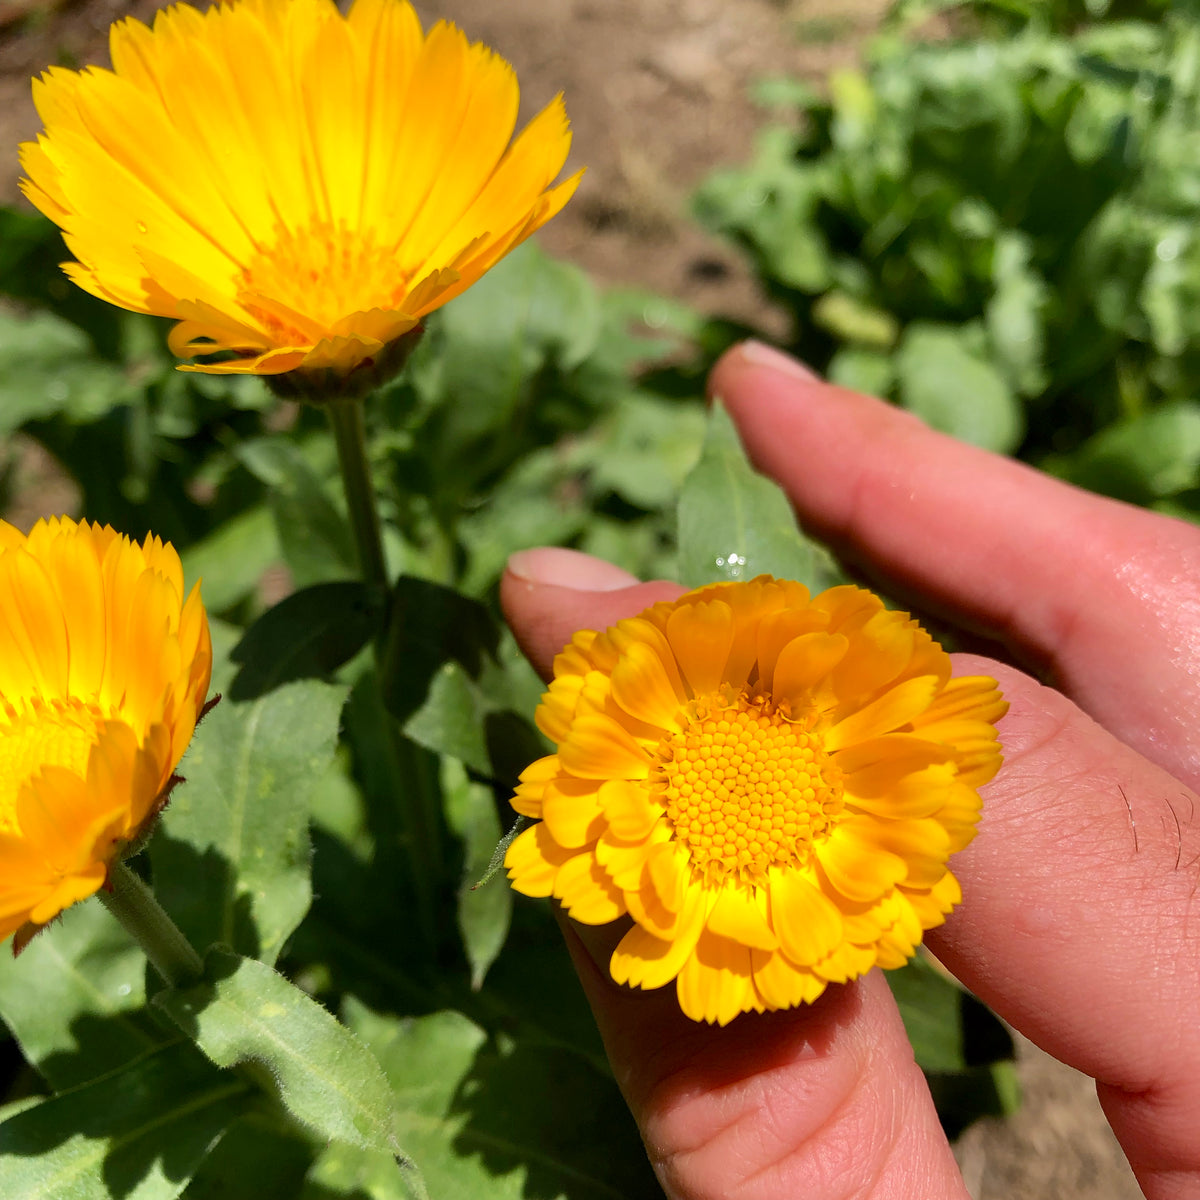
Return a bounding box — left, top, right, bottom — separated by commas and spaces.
0, 0, 1188, 1192
698, 0, 1200, 515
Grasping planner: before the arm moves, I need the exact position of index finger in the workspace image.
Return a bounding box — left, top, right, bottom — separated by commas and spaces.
711, 341, 1200, 790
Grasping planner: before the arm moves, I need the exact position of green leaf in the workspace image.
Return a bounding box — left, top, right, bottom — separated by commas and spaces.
0, 311, 135, 435
895, 323, 1025, 453
151, 678, 348, 965
1065, 400, 1200, 504
228, 581, 385, 701
326, 1003, 662, 1200
986, 233, 1049, 398
676, 402, 842, 591
0, 901, 167, 1090
441, 759, 512, 990
235, 438, 355, 587
827, 346, 896, 396
887, 956, 1013, 1074
0, 1040, 252, 1200
403, 664, 491, 776
586, 395, 708, 512
416, 242, 604, 454
154, 950, 419, 1180
377, 576, 499, 726
179, 1112, 314, 1199
181, 507, 280, 616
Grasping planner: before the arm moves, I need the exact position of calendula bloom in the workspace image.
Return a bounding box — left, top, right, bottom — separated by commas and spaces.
19, 0, 581, 388
506, 577, 1005, 1025
0, 517, 212, 949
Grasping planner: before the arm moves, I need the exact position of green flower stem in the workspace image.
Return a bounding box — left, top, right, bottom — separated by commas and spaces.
327, 397, 389, 591
99, 861, 204, 987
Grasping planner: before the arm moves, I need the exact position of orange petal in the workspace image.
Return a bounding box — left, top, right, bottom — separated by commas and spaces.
610, 638, 685, 732
825, 675, 942, 752
666, 600, 735, 696
558, 714, 651, 780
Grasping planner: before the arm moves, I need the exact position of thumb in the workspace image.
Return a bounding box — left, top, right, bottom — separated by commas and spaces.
499, 547, 967, 1200
501, 547, 683, 680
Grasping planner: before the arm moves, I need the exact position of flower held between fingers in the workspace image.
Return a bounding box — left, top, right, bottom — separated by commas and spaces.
0, 518, 212, 949
505, 577, 1006, 1025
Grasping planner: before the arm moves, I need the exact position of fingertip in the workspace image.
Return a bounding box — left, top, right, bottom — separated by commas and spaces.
500, 549, 683, 681
711, 339, 825, 397
506, 546, 641, 592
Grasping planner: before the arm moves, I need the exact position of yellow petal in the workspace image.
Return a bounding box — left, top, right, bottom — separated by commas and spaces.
541, 777, 605, 849
610, 885, 709, 990
771, 631, 849, 710
676, 930, 760, 1025
751, 948, 827, 1010
597, 779, 662, 841
706, 883, 779, 951
553, 852, 625, 924
504, 822, 575, 897
768, 868, 844, 966
815, 822, 908, 903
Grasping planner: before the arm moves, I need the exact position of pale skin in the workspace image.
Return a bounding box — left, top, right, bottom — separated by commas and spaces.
499, 340, 1200, 1200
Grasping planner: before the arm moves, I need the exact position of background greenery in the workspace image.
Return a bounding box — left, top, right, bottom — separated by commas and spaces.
2, 0, 1193, 1193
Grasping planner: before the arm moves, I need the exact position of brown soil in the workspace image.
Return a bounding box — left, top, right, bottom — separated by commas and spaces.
0, 2, 1145, 1197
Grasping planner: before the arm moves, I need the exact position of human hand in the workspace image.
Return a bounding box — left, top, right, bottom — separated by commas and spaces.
500, 342, 1200, 1200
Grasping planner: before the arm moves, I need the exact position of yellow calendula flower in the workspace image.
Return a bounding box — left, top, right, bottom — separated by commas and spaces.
506, 577, 1006, 1025
19, 0, 581, 389
0, 517, 212, 949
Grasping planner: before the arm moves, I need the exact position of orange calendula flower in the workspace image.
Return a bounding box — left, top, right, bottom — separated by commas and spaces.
0, 517, 212, 949
19, 0, 581, 388
506, 576, 1006, 1025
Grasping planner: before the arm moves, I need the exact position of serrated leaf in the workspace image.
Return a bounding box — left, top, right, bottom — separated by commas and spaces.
441, 759, 511, 990
0, 1040, 251, 1200
0, 901, 166, 1090
154, 950, 418, 1183
150, 678, 347, 965
229, 581, 384, 701
676, 402, 841, 592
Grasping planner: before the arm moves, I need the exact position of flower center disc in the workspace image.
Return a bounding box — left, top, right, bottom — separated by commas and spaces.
653, 691, 844, 886
0, 700, 105, 834
239, 223, 410, 341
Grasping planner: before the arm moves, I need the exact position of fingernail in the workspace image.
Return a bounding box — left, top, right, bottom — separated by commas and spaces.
506, 546, 640, 591
739, 339, 822, 383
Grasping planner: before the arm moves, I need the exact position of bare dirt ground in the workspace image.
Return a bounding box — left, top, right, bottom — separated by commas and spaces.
0, 2, 1145, 1197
